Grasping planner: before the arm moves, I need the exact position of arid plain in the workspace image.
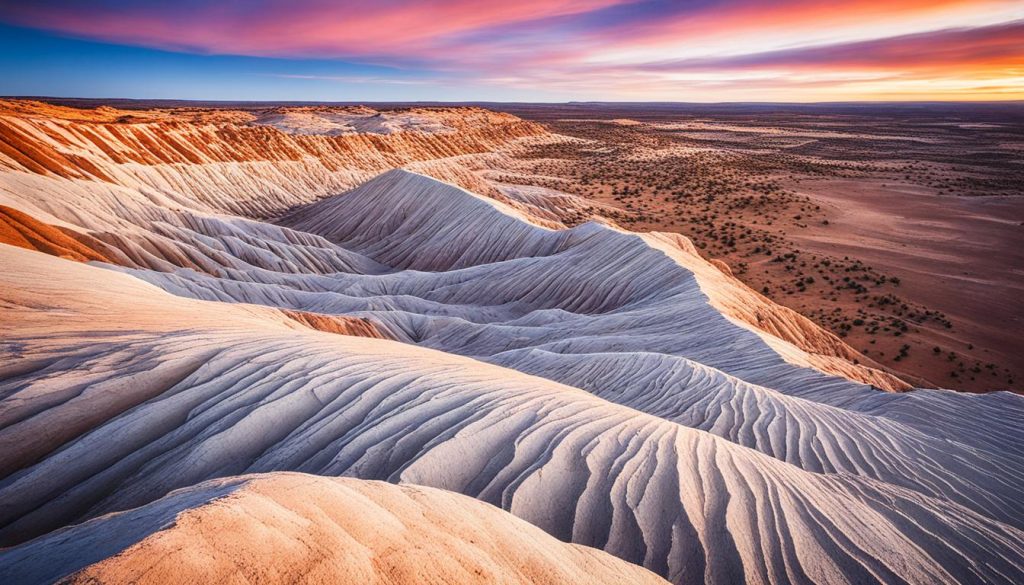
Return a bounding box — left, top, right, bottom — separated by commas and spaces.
491, 102, 1024, 392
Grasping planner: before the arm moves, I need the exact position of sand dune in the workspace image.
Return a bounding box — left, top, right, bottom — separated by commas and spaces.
0, 473, 667, 585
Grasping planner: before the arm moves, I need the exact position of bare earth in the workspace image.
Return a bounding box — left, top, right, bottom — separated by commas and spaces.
789, 177, 1024, 389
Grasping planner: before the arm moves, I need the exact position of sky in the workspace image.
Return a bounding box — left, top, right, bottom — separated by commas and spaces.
0, 0, 1022, 102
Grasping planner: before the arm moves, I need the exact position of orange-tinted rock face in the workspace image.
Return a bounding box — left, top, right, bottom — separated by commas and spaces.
0, 100, 546, 190
0, 205, 120, 264
280, 310, 392, 340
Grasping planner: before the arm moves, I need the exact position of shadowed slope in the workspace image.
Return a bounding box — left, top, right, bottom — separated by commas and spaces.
489, 348, 1024, 524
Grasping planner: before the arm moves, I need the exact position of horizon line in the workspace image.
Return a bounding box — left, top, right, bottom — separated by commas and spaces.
6, 95, 1024, 107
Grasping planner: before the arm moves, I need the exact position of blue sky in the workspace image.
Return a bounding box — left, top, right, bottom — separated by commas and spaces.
0, 24, 566, 102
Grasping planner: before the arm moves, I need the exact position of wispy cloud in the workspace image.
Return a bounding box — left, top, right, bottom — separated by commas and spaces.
271, 74, 436, 86
1, 0, 1021, 100
630, 21, 1024, 74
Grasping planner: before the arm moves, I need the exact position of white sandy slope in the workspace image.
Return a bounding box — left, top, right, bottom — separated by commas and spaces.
100, 169, 1024, 529
1, 245, 1024, 585
0, 473, 667, 585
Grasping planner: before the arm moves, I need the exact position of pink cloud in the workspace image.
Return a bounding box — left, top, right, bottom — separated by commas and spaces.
0, 1, 628, 60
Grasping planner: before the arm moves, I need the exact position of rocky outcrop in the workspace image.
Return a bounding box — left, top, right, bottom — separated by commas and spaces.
0, 100, 547, 218
0, 204, 124, 264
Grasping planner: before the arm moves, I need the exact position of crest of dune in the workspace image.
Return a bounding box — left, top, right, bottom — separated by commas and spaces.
1, 100, 1022, 585
0, 474, 668, 585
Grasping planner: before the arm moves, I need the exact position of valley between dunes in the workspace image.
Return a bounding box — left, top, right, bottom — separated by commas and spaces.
1, 100, 1022, 585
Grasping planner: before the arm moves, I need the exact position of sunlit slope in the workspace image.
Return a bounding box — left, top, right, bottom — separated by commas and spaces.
0, 473, 668, 585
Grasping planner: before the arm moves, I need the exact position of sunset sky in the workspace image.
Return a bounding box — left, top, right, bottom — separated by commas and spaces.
1, 0, 1021, 102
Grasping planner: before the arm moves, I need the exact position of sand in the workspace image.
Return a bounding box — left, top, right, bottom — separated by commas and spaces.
1, 473, 668, 585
